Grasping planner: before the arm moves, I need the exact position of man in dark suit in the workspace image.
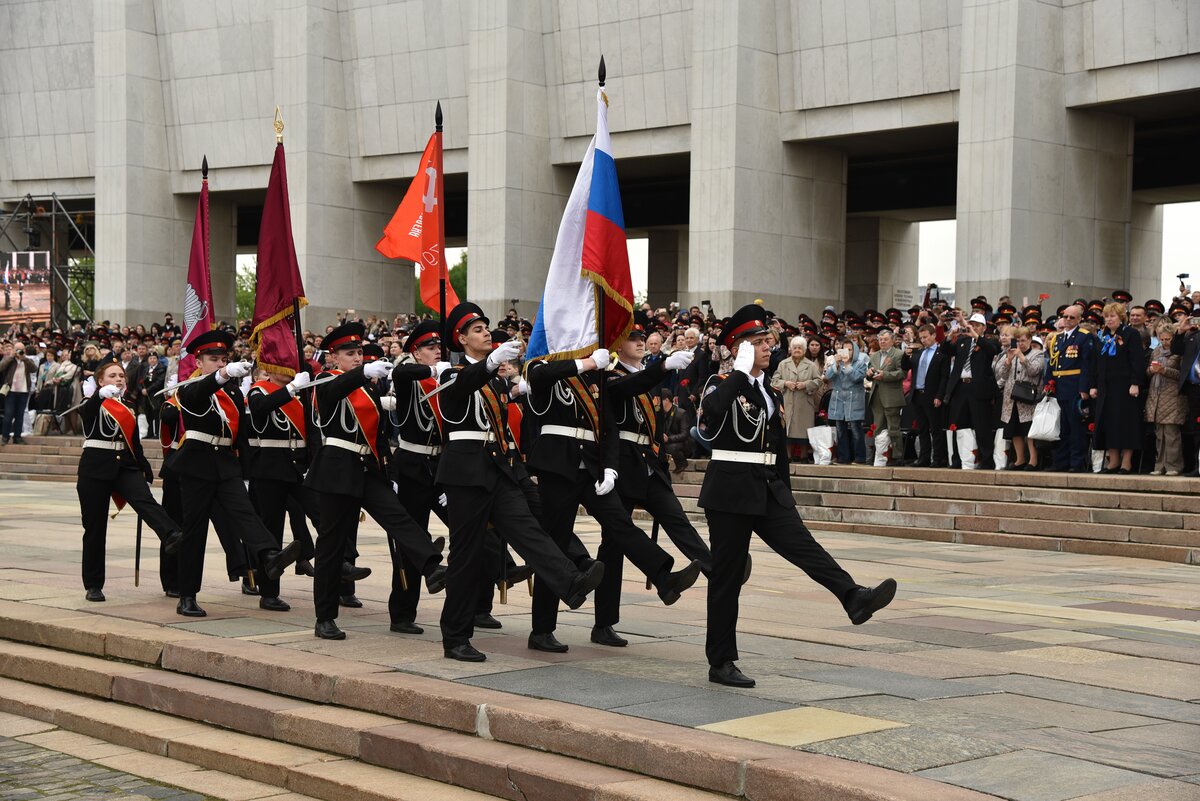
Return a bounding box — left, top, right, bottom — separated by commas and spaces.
1170, 314, 1200, 475
943, 311, 1001, 469
901, 324, 952, 467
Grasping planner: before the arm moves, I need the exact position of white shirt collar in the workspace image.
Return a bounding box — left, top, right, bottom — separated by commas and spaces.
619, 360, 642, 373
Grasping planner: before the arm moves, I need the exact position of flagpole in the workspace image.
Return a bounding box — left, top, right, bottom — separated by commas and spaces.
274, 110, 306, 374
595, 57, 609, 470
435, 101, 449, 361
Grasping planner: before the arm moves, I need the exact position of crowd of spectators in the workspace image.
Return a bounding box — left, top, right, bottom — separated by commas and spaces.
2, 287, 1199, 479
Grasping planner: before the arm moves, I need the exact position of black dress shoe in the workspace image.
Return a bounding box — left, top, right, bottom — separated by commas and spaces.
929, 461, 949, 469
565, 561, 605, 609
163, 589, 180, 598
176, 596, 207, 617
742, 553, 753, 585
657, 559, 702, 606
162, 531, 183, 556
912, 460, 931, 468
709, 662, 755, 688
528, 632, 569, 653
262, 541, 301, 581
259, 596, 291, 612
474, 613, 502, 629
85, 588, 105, 602
241, 577, 260, 596
294, 559, 315, 577
844, 578, 897, 625
339, 594, 363, 608
314, 620, 346, 640
500, 564, 533, 589
590, 625, 627, 647
444, 643, 486, 662
1069, 466, 1088, 473
425, 565, 448, 594
1117, 468, 1131, 475
341, 562, 372, 582
390, 620, 424, 635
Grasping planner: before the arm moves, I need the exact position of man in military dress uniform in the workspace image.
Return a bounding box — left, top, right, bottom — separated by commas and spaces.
305, 322, 447, 640
436, 302, 604, 663
698, 304, 898, 687
172, 330, 301, 617
524, 335, 702, 654
1047, 305, 1097, 472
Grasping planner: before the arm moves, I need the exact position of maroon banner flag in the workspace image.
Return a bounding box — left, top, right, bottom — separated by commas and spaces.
250, 142, 308, 376
177, 167, 214, 381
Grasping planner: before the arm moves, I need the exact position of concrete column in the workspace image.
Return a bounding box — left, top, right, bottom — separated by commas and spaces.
1129, 201, 1163, 302
844, 219, 881, 312
465, 0, 562, 316
954, 0, 1135, 311
686, 0, 846, 321
646, 228, 685, 309
845, 218, 919, 312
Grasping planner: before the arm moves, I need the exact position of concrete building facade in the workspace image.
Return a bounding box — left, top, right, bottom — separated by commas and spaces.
1, 0, 1198, 326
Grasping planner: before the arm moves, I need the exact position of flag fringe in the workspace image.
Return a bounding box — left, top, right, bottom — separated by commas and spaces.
250, 295, 308, 377
581, 268, 635, 347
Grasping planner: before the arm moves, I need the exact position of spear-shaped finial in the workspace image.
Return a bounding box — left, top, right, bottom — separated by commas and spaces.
598, 55, 606, 87
274, 106, 285, 144
435, 100, 443, 133
201, 155, 208, 180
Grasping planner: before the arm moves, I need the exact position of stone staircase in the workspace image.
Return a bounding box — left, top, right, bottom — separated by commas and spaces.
0, 602, 996, 801
670, 462, 1200, 565
0, 435, 165, 481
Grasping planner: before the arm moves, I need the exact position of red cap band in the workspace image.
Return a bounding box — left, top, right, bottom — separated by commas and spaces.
194, 341, 228, 354
408, 331, 440, 351
328, 334, 362, 350
726, 319, 764, 343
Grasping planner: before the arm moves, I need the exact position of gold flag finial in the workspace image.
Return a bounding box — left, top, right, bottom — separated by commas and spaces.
274, 106, 284, 143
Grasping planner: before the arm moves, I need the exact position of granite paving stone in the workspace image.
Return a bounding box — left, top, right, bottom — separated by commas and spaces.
699, 707, 906, 747
979, 726, 1200, 778
800, 726, 1015, 773
462, 664, 700, 709
917, 750, 1152, 801
169, 618, 308, 638
781, 666, 999, 701
611, 690, 797, 726
946, 674, 1200, 724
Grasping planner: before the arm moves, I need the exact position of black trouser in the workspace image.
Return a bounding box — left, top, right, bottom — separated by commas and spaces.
249, 478, 319, 599
314, 470, 440, 624
77, 469, 179, 591
162, 470, 250, 590
439, 477, 579, 648
392, 478, 446, 623
595, 476, 713, 628
1183, 383, 1200, 473
1053, 383, 1088, 470
911, 388, 946, 464
178, 475, 279, 597
532, 469, 674, 636
966, 395, 996, 466
704, 493, 858, 668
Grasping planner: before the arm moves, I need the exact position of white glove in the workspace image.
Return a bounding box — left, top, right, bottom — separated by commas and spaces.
224, 360, 252, 379
363, 360, 390, 379
487, 340, 521, 371
98, 384, 123, 400
733, 341, 755, 375
438, 492, 448, 507
165, 374, 178, 393
243, 480, 250, 491
511, 378, 529, 397
240, 375, 252, 396
665, 349, 694, 371
287, 371, 311, 395
594, 467, 618, 496
433, 361, 452, 379
380, 395, 396, 411
391, 481, 399, 493
589, 348, 611, 371
82, 376, 97, 398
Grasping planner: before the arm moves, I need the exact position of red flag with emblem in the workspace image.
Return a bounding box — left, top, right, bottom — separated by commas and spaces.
177, 164, 214, 381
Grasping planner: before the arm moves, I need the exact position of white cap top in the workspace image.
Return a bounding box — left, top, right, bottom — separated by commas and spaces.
968, 312, 987, 325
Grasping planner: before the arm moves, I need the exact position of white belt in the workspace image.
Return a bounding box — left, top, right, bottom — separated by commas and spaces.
248, 438, 305, 449
448, 431, 497, 443
184, 432, 233, 447
83, 440, 125, 451
618, 431, 650, 446
395, 439, 440, 456
710, 449, 774, 465
324, 437, 371, 456
541, 425, 595, 442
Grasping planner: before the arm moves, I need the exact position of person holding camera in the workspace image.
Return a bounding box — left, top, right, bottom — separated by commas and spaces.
825, 335, 869, 464
0, 341, 38, 444
945, 311, 1002, 469
1169, 312, 1200, 475
995, 327, 1044, 469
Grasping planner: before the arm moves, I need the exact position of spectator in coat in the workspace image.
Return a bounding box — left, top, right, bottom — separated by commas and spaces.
825, 336, 869, 464
944, 311, 1002, 469
1145, 321, 1185, 475
1171, 314, 1200, 475
0, 342, 38, 444
995, 327, 1045, 470
1093, 303, 1145, 473
867, 329, 906, 464
658, 390, 691, 473
771, 336, 824, 461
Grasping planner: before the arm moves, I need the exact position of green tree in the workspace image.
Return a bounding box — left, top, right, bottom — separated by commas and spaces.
414, 250, 467, 317
236, 258, 257, 321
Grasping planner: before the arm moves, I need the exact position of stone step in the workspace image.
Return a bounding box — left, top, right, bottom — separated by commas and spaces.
0, 607, 997, 801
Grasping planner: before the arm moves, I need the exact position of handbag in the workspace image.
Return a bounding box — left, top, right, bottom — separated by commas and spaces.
1010, 380, 1039, 404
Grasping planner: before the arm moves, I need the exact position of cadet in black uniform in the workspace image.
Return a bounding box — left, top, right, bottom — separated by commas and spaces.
76, 356, 182, 602
436, 303, 604, 662
305, 322, 446, 641
172, 331, 301, 617
699, 305, 897, 688
524, 341, 702, 653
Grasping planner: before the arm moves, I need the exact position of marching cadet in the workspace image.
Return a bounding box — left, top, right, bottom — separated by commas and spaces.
76, 355, 182, 602
523, 335, 702, 654
592, 316, 751, 647
170, 330, 301, 617
698, 304, 897, 688
243, 364, 327, 612
305, 322, 447, 641
436, 302, 604, 663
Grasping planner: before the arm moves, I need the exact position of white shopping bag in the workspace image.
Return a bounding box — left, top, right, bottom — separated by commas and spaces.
873, 428, 891, 467
993, 430, 1008, 470
956, 428, 978, 470
1029, 397, 1060, 442
1090, 448, 1105, 473
808, 425, 836, 466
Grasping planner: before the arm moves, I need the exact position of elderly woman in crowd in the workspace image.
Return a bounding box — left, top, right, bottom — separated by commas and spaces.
772, 336, 824, 461
1093, 302, 1145, 474
1144, 321, 1185, 475
995, 326, 1045, 470
825, 335, 869, 464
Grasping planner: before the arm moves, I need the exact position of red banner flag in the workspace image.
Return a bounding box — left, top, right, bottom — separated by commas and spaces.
251, 142, 308, 376
375, 129, 460, 314
177, 172, 214, 381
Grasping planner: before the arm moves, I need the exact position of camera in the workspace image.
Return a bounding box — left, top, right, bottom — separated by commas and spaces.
702, 299, 711, 307
1178, 274, 1190, 280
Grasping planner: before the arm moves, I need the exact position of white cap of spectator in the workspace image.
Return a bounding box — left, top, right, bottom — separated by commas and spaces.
968, 312, 987, 325
1032, 336, 1045, 348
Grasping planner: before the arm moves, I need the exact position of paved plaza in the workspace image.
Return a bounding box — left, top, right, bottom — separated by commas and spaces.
0, 479, 1197, 801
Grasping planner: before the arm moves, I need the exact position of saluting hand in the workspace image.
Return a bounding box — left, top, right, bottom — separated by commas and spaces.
733, 341, 755, 375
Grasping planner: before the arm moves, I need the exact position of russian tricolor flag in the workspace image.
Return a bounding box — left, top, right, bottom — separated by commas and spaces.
527, 87, 633, 362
